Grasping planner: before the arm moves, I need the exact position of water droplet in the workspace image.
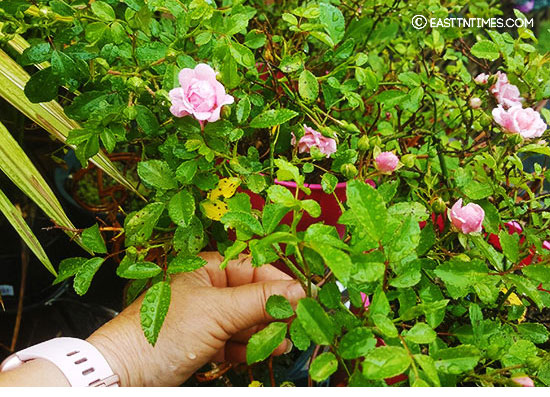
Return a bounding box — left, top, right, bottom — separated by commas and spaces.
187, 352, 197, 360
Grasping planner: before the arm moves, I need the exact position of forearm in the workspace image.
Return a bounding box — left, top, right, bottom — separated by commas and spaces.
0, 358, 70, 387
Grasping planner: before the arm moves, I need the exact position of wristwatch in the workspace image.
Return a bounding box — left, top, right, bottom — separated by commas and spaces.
0, 337, 120, 387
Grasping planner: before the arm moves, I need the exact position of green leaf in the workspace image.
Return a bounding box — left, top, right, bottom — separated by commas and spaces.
73, 257, 104, 295
135, 42, 167, 65
138, 160, 178, 190
267, 185, 297, 207
81, 223, 107, 254
362, 347, 411, 380
135, 105, 160, 136
219, 240, 247, 269
471, 40, 500, 60
289, 319, 311, 351
24, 67, 58, 103
140, 281, 171, 345
85, 22, 109, 43
302, 199, 321, 218
118, 261, 162, 279
387, 202, 429, 222
319, 3, 345, 44
321, 173, 338, 194
266, 295, 294, 319
168, 190, 195, 228
221, 211, 264, 236
338, 327, 377, 359
504, 274, 544, 310
167, 255, 207, 274
262, 203, 291, 234
405, 322, 436, 344
172, 216, 205, 254
246, 322, 287, 364
295, 298, 335, 345
499, 230, 520, 263
413, 354, 440, 387
372, 313, 398, 338
54, 257, 87, 284
522, 265, 550, 284
463, 181, 492, 200
319, 282, 342, 309
434, 259, 499, 303
175, 161, 198, 185
340, 180, 387, 242
229, 42, 255, 69
51, 50, 78, 87
473, 201, 498, 235
19, 43, 51, 66
309, 244, 351, 285
376, 89, 408, 108
91, 1, 116, 22
250, 109, 299, 128
125, 202, 165, 247
516, 323, 549, 344
369, 286, 390, 316
470, 234, 504, 272
236, 96, 251, 123
432, 345, 481, 374
309, 352, 338, 382
298, 70, 319, 102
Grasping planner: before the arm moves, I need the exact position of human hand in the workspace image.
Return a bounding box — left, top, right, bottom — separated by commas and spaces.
87, 252, 305, 387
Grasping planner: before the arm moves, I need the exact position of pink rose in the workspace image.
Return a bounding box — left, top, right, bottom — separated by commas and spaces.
512, 376, 534, 387
492, 105, 547, 139
450, 199, 485, 234
469, 97, 482, 109
169, 63, 234, 122
474, 73, 489, 84
490, 71, 522, 108
291, 125, 337, 158
375, 152, 399, 174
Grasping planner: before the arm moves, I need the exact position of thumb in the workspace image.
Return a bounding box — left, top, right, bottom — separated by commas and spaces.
216, 280, 305, 335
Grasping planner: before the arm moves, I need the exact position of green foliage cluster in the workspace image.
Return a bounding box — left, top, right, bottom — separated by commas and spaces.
3, 0, 550, 387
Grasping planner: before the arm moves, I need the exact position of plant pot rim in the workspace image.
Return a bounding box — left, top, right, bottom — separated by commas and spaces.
275, 179, 347, 190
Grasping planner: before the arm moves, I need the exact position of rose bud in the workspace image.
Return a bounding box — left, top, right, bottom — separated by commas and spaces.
449, 199, 485, 234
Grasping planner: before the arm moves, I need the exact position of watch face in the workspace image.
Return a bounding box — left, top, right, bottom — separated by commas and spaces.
0, 354, 24, 372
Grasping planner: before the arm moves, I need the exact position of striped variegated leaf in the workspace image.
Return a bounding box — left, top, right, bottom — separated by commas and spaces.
0, 188, 56, 276
0, 48, 145, 201
0, 120, 85, 250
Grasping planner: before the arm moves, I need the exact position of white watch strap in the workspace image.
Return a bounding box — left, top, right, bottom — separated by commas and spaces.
0, 337, 119, 387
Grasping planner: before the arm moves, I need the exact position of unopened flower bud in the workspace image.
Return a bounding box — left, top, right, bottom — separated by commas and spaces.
401, 153, 415, 168
357, 135, 370, 151
341, 121, 360, 133
340, 163, 358, 179
432, 197, 447, 214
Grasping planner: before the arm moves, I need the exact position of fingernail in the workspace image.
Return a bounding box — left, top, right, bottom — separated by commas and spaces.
286, 281, 306, 305
284, 339, 293, 355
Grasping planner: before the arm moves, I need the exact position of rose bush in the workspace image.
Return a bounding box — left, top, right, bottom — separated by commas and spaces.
3, 0, 550, 387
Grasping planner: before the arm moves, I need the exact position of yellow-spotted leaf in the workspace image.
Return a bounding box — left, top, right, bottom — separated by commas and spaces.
201, 199, 228, 221
209, 177, 241, 201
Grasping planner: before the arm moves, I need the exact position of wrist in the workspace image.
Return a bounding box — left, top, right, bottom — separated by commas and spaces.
87, 331, 141, 387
